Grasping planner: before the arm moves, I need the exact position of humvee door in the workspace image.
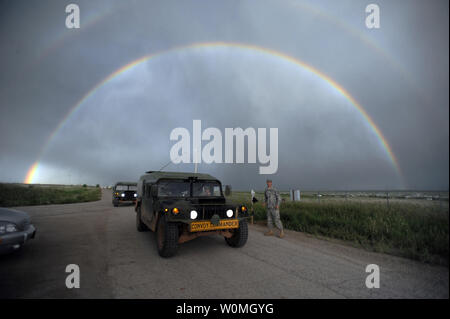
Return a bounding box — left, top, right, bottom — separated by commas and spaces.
142, 183, 156, 227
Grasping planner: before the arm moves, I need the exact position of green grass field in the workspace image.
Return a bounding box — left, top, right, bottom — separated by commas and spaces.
229, 191, 449, 265
0, 183, 102, 207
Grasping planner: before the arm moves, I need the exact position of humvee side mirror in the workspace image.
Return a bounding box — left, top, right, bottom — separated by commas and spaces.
150, 185, 158, 197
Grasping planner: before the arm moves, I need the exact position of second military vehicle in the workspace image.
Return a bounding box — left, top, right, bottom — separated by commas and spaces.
112, 182, 138, 207
135, 171, 249, 257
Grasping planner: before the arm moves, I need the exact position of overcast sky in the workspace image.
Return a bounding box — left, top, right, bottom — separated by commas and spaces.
0, 0, 448, 190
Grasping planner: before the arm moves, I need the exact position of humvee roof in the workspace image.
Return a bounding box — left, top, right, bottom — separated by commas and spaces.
140, 171, 219, 184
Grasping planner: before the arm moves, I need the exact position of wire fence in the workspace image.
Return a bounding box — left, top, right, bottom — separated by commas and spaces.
229, 190, 449, 215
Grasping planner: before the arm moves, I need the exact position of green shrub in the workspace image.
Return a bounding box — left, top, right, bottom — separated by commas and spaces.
233, 195, 448, 265
0, 184, 101, 207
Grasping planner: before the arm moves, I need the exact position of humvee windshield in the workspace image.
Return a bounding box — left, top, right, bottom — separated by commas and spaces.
156, 180, 222, 197
193, 181, 222, 197
116, 185, 137, 191
158, 181, 190, 197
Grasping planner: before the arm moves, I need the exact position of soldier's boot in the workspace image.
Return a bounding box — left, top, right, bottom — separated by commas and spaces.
264, 230, 274, 236
277, 229, 285, 238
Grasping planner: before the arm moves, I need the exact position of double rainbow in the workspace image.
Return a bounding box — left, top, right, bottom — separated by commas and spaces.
24, 42, 402, 184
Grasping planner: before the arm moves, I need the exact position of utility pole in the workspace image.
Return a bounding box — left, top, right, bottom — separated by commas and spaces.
386, 191, 390, 209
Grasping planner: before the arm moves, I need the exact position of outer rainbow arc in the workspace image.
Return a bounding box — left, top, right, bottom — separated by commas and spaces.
24, 162, 39, 185
24, 41, 403, 185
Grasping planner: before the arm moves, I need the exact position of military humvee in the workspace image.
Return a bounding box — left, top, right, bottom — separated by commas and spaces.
112, 182, 138, 207
135, 171, 249, 257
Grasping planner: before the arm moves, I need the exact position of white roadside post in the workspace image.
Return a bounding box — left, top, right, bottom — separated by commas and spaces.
294, 190, 301, 201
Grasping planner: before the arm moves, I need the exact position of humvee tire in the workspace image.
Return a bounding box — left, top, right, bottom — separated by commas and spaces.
225, 219, 248, 248
113, 200, 119, 207
156, 214, 179, 257
136, 207, 148, 232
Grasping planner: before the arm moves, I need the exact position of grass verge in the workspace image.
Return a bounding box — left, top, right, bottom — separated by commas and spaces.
0, 183, 102, 207
231, 193, 449, 266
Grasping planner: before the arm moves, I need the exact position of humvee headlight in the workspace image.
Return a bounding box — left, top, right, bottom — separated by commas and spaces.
172, 207, 180, 215
226, 209, 234, 218
190, 210, 198, 220
134, 193, 137, 197
121, 193, 125, 197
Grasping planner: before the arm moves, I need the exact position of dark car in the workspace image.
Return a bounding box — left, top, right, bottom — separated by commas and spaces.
112, 182, 137, 207
0, 207, 36, 254
135, 171, 249, 257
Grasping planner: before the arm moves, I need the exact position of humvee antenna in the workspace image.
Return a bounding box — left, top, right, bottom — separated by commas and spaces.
158, 160, 172, 172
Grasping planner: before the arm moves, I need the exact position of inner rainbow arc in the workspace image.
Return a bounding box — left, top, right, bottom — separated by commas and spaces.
24, 162, 38, 184
24, 41, 403, 185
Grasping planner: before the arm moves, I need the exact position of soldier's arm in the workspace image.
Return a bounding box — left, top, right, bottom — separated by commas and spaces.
276, 191, 281, 208
263, 189, 267, 206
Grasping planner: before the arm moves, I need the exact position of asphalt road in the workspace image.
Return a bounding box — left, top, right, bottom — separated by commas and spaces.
0, 190, 448, 298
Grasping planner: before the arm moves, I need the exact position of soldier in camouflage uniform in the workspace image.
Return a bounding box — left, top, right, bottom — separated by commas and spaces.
263, 179, 285, 238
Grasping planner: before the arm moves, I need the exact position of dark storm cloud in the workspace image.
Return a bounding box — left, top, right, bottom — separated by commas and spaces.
0, 0, 448, 190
